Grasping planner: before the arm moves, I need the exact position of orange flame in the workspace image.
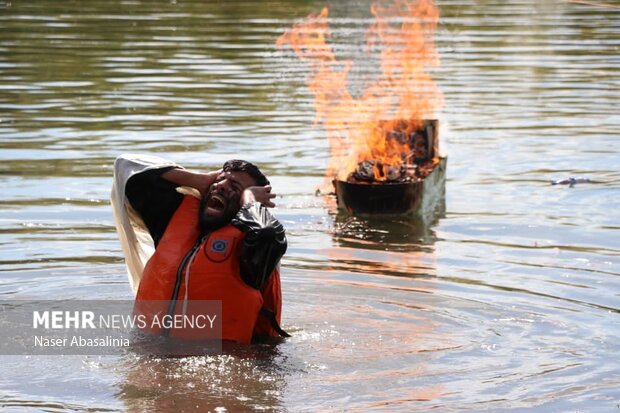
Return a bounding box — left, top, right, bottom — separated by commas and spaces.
277, 0, 442, 181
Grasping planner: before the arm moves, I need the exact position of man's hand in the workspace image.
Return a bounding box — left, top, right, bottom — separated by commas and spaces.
161, 168, 221, 197
241, 185, 276, 208
195, 171, 221, 197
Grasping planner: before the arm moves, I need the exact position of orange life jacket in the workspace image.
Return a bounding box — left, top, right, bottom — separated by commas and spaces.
135, 195, 284, 344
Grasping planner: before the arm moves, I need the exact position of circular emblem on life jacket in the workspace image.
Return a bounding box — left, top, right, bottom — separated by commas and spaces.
204, 235, 235, 262
211, 240, 228, 253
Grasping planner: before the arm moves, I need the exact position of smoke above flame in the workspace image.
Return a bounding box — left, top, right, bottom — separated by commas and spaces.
277, 0, 442, 181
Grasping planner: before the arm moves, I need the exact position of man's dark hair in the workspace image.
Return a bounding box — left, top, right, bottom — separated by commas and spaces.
222, 160, 270, 187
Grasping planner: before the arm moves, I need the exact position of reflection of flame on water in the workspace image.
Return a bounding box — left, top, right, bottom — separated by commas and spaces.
277, 0, 443, 182
314, 242, 445, 406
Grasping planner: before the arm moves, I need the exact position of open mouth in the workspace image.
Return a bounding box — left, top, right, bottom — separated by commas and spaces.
206, 194, 226, 211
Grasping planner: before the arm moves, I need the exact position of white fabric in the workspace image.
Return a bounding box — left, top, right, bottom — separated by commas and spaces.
110, 154, 181, 295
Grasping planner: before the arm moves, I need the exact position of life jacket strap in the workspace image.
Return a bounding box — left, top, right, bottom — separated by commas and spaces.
260, 308, 291, 338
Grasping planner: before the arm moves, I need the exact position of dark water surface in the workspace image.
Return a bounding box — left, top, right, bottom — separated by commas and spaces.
1, 0, 619, 411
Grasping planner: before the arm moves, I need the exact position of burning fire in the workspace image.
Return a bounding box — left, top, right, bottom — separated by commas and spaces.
277, 0, 442, 182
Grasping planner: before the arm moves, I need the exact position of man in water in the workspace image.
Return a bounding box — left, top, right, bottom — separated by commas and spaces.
111, 154, 288, 343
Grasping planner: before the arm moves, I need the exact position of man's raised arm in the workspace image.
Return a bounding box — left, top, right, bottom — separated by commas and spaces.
114, 154, 217, 246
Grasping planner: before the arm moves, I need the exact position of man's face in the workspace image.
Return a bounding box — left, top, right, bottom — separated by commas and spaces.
199, 170, 256, 231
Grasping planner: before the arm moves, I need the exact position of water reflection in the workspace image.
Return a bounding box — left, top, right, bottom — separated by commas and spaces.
292, 195, 448, 408
322, 188, 444, 281
332, 203, 444, 251
119, 345, 286, 412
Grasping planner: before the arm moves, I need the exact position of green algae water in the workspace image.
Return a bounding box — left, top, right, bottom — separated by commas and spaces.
1, 0, 619, 411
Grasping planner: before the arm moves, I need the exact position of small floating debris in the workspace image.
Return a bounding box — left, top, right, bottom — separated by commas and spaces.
551, 177, 591, 187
